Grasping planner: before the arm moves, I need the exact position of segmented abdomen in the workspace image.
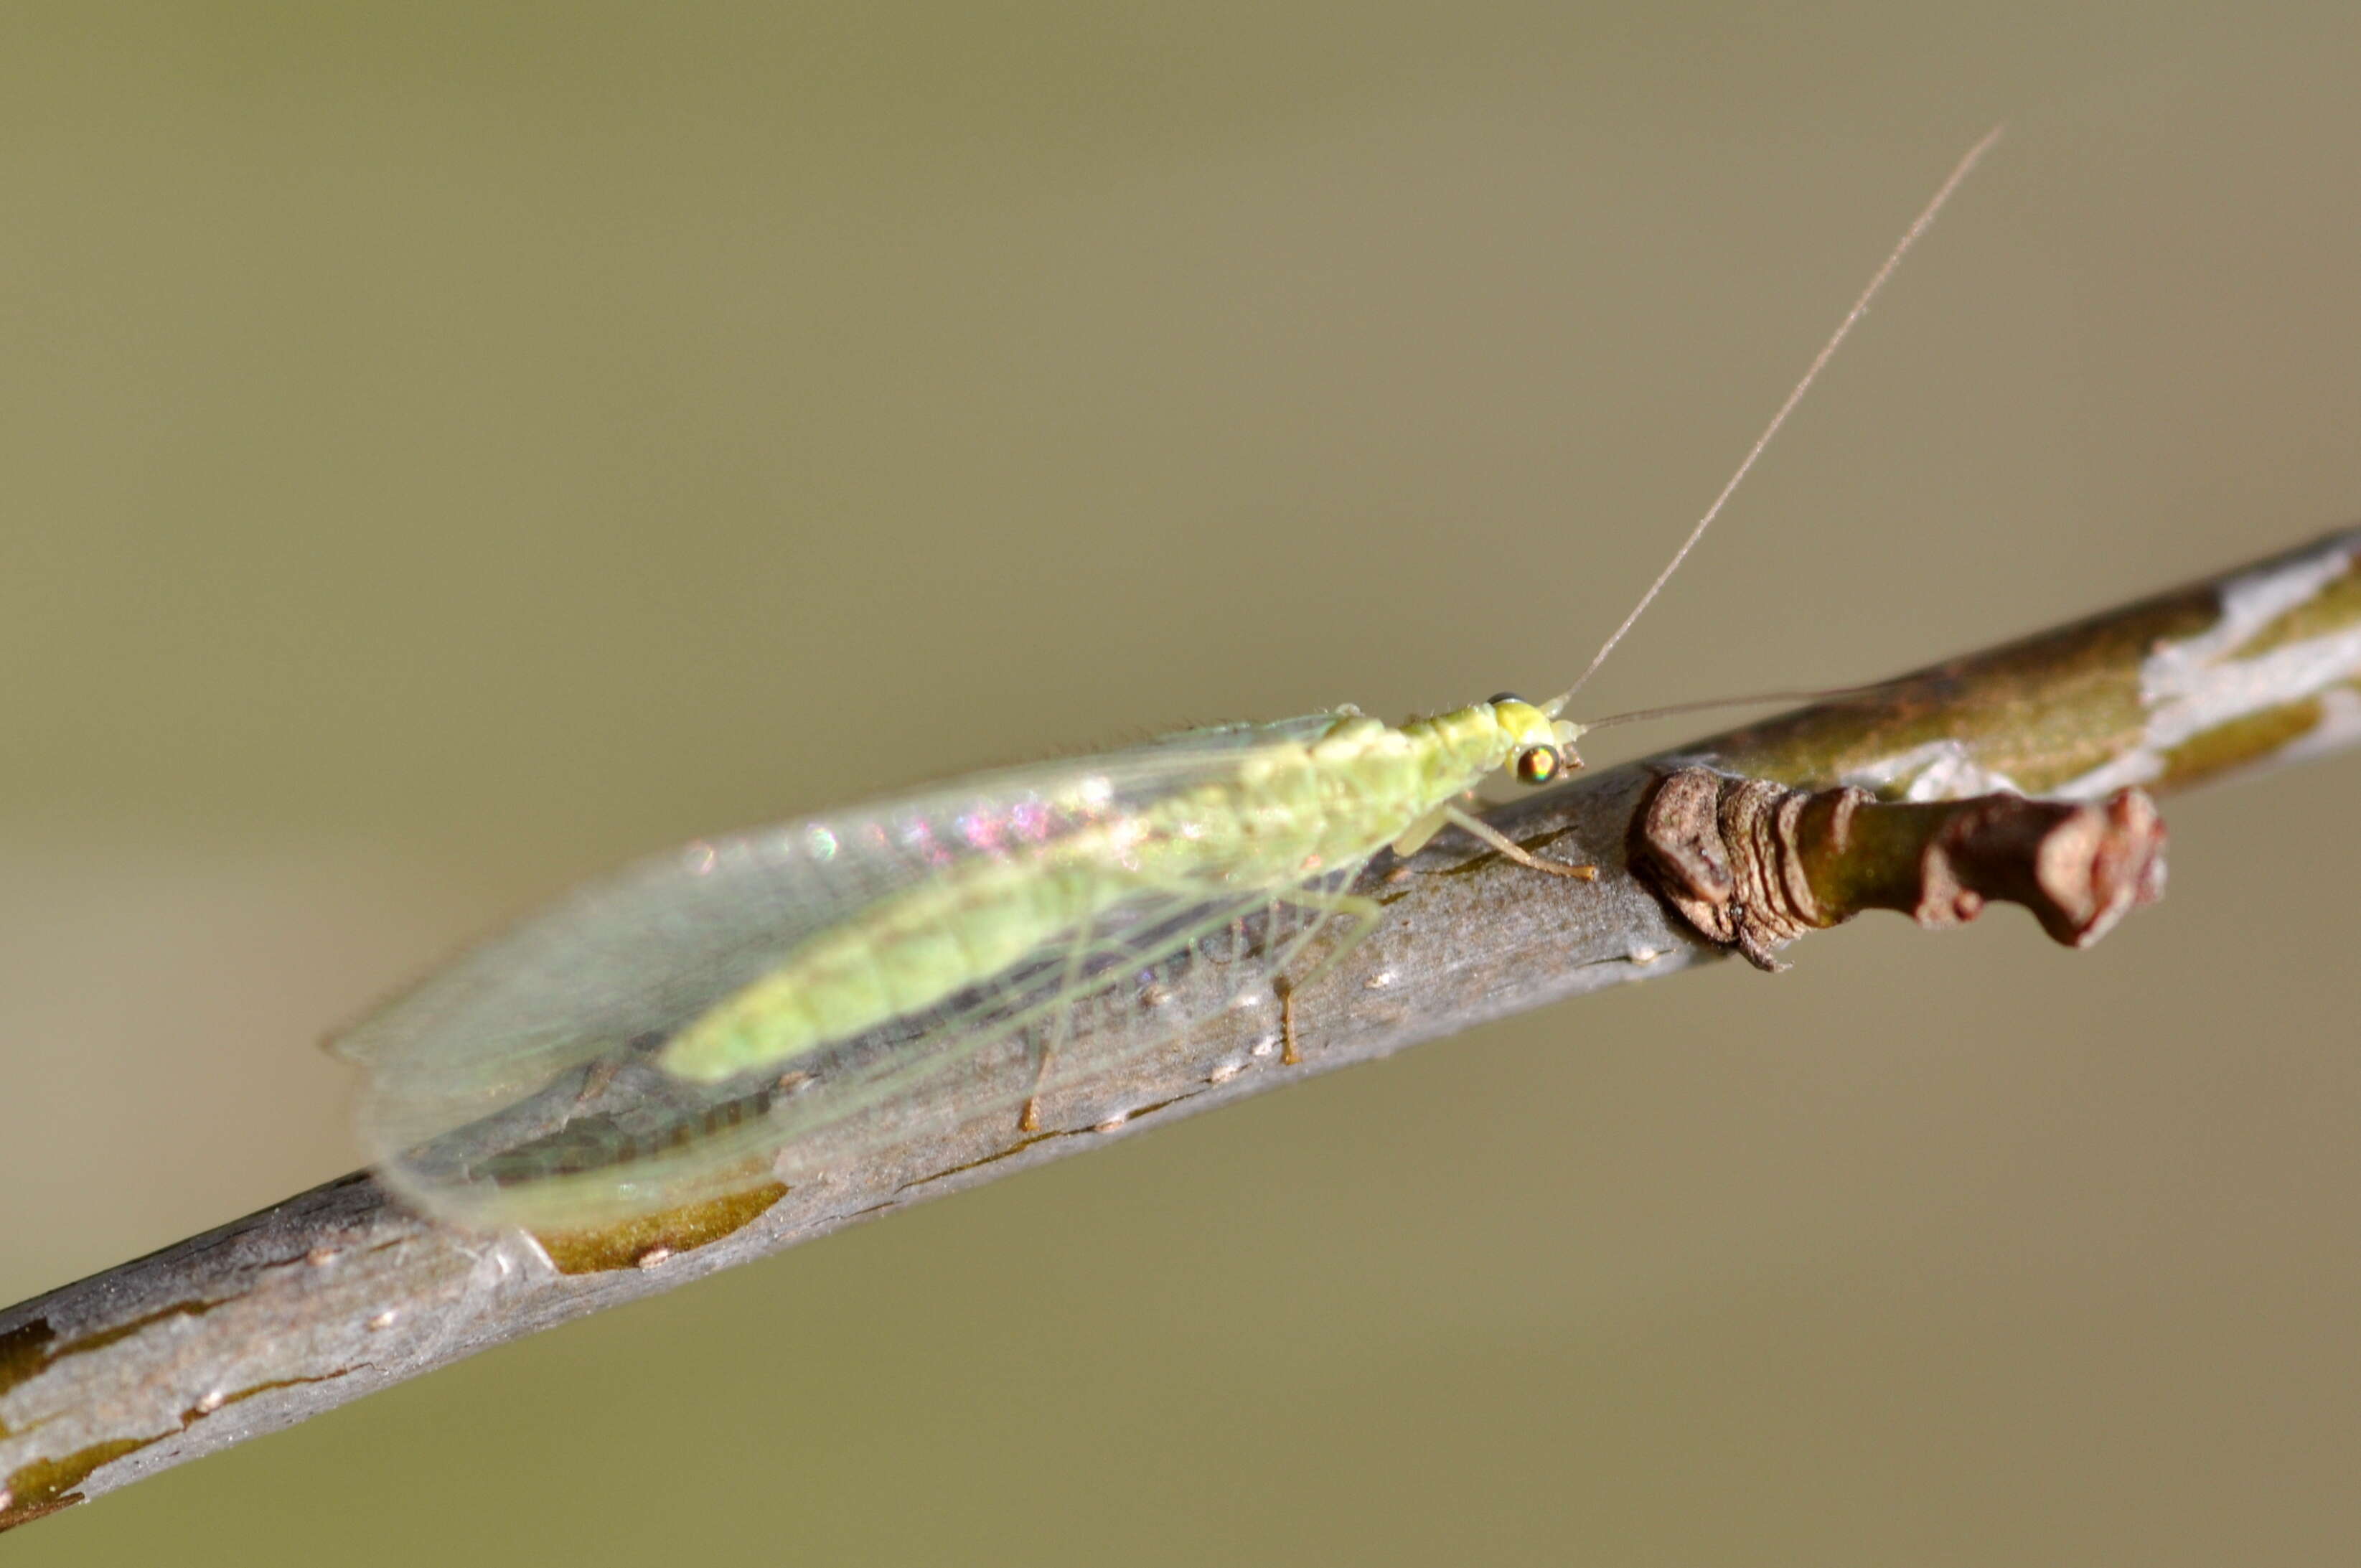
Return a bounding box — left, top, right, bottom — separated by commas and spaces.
660, 726, 1449, 1083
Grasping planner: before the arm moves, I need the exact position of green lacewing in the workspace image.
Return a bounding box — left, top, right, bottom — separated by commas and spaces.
333, 132, 1999, 1234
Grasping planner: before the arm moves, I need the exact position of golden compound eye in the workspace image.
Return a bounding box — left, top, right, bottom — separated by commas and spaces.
1513, 747, 1560, 786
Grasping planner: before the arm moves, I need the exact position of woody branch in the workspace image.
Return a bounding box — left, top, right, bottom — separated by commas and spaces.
3, 525, 2357, 1531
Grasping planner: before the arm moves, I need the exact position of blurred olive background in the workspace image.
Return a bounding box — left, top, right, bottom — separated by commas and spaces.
6, 2, 2360, 1562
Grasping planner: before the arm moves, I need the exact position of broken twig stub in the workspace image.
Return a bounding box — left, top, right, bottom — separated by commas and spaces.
1630, 766, 2169, 969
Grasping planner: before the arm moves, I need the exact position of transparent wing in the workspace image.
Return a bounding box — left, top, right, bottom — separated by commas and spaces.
332, 713, 1366, 1231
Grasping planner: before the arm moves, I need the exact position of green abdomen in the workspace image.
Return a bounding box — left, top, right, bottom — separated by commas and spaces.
660, 857, 1109, 1080
660, 733, 1449, 1082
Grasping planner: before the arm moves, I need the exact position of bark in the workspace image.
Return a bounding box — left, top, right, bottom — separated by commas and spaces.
4, 525, 2357, 1532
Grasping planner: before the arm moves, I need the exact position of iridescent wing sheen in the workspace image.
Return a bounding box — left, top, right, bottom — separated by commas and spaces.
332, 713, 1374, 1231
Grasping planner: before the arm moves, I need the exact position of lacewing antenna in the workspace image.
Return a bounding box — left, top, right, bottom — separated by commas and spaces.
1544, 126, 2004, 722
1579, 680, 1896, 732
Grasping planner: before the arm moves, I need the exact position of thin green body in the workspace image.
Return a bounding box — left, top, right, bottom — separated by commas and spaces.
338, 137, 1988, 1231
336, 687, 1586, 1229
662, 698, 1564, 1080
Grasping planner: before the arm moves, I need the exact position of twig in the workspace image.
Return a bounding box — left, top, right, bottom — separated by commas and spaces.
4, 525, 2357, 1531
